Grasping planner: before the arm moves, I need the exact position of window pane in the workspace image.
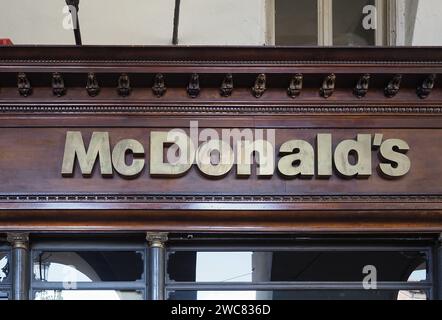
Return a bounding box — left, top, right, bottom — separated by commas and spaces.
168, 290, 428, 300
167, 251, 427, 282
333, 0, 376, 45
0, 253, 9, 283
33, 251, 144, 282
275, 0, 318, 45
34, 290, 143, 300
0, 291, 8, 300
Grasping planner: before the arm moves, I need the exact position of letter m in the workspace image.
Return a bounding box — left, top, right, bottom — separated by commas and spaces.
61, 131, 112, 177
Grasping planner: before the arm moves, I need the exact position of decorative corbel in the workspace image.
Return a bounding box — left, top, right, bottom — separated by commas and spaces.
220, 73, 233, 97
86, 72, 100, 97
319, 74, 336, 98
152, 73, 167, 97
252, 73, 266, 98
287, 73, 303, 98
17, 73, 32, 97
353, 74, 370, 98
187, 73, 200, 98
417, 74, 436, 99
52, 72, 66, 97
117, 73, 131, 97
384, 74, 402, 98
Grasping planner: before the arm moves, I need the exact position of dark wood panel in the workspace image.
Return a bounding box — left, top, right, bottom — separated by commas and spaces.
0, 209, 441, 233
0, 126, 439, 195
1, 46, 442, 232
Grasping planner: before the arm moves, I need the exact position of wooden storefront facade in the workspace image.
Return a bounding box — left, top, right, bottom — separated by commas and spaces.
0, 46, 441, 300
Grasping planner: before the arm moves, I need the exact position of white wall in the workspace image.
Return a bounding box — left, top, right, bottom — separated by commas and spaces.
411, 0, 442, 45
0, 0, 74, 44
178, 0, 266, 45
0, 0, 266, 45
0, 0, 441, 46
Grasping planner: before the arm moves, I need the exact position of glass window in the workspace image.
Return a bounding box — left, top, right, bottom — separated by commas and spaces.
0, 252, 9, 283
167, 250, 428, 282
0, 291, 8, 300
333, 0, 376, 45
275, 0, 318, 45
33, 251, 144, 282
34, 290, 143, 300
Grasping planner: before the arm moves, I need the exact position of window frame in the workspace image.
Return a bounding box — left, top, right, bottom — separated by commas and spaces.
30, 240, 148, 300
269, 0, 390, 46
165, 242, 434, 300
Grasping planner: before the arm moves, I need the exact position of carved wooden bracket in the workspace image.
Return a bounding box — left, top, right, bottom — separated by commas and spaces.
187, 73, 200, 98
320, 74, 336, 98
417, 74, 436, 99
17, 73, 32, 97
220, 73, 233, 97
117, 73, 131, 97
152, 73, 167, 98
384, 74, 402, 98
287, 73, 303, 98
86, 72, 100, 97
252, 73, 266, 98
353, 74, 370, 98
52, 72, 66, 97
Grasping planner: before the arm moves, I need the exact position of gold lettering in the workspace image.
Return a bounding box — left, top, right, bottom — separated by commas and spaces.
334, 134, 372, 178
317, 134, 333, 177
379, 139, 411, 177
278, 140, 314, 177
112, 139, 145, 177
61, 131, 112, 177
150, 131, 195, 176
196, 140, 234, 177
237, 140, 275, 176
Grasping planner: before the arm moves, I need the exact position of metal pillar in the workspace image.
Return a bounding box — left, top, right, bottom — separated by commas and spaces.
435, 234, 442, 300
7, 233, 30, 300
146, 232, 168, 300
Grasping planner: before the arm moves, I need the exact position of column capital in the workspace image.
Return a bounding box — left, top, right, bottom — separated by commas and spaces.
6, 233, 29, 250
146, 232, 168, 248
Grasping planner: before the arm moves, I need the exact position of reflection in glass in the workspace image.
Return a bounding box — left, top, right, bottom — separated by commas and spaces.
0, 291, 8, 300
167, 251, 427, 283
407, 262, 427, 282
34, 290, 143, 301
275, 0, 318, 45
333, 0, 375, 45
168, 290, 427, 301
0, 253, 9, 282
33, 251, 144, 282
397, 290, 427, 300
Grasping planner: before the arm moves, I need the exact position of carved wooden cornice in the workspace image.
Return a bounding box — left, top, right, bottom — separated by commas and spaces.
0, 47, 440, 116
